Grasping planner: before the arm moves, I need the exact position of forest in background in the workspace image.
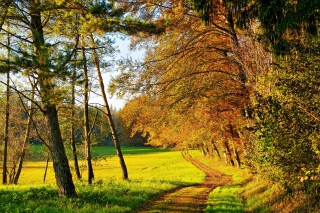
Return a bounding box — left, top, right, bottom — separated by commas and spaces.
0, 0, 319, 210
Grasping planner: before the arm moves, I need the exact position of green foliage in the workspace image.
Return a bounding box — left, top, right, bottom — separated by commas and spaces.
88, 1, 114, 15
252, 39, 320, 183
189, 0, 255, 28
190, 0, 319, 54
257, 0, 320, 54
189, 0, 212, 25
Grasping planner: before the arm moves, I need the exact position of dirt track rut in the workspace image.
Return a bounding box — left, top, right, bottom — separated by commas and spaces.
135, 156, 232, 213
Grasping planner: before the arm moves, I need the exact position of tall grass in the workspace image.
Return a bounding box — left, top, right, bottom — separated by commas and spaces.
0, 146, 205, 212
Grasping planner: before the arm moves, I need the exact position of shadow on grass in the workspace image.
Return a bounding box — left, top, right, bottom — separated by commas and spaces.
206, 198, 244, 213
0, 179, 195, 213
92, 146, 171, 157
205, 181, 248, 213
27, 145, 171, 161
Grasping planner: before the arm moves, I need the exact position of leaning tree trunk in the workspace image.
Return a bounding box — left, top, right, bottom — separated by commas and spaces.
43, 151, 50, 183
13, 84, 35, 184
228, 122, 241, 168
90, 35, 128, 179
44, 105, 77, 197
81, 40, 94, 184
211, 140, 221, 160
30, 1, 76, 197
2, 35, 10, 184
234, 148, 241, 168
71, 54, 81, 180
223, 140, 235, 166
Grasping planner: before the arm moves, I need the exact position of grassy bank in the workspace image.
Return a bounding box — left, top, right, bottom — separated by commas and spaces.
192, 154, 319, 213
0, 146, 205, 212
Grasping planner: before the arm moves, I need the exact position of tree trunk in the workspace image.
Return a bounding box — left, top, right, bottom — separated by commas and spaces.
13, 85, 35, 184
45, 105, 77, 197
30, 1, 77, 197
43, 151, 50, 183
82, 40, 94, 184
211, 140, 221, 159
234, 148, 241, 168
223, 140, 235, 166
228, 122, 241, 168
202, 142, 211, 157
71, 56, 81, 180
2, 30, 10, 184
90, 35, 128, 179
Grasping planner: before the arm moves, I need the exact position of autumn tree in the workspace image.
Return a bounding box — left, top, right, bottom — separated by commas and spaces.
110, 0, 261, 166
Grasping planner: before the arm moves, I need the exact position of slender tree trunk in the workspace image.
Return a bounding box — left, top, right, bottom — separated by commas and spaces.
2, 29, 10, 184
202, 142, 211, 157
30, 2, 76, 197
81, 40, 94, 184
223, 140, 234, 166
211, 140, 221, 159
234, 148, 241, 168
43, 151, 50, 183
90, 35, 128, 179
13, 85, 35, 184
71, 52, 81, 180
228, 122, 241, 168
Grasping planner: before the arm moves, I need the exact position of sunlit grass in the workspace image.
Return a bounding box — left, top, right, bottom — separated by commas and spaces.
206, 185, 245, 213
0, 146, 205, 212
194, 153, 288, 213
193, 155, 251, 213
2, 146, 302, 212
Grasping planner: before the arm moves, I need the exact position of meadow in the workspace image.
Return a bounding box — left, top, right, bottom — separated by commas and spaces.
1, 145, 312, 213
0, 146, 206, 213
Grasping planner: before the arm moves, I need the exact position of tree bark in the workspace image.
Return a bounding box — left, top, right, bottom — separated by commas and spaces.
228, 122, 241, 168
43, 151, 50, 183
234, 148, 241, 168
90, 35, 128, 179
211, 140, 221, 159
223, 140, 234, 166
13, 85, 35, 184
71, 55, 81, 180
82, 40, 94, 184
30, 1, 77, 197
2, 28, 10, 184
45, 105, 77, 197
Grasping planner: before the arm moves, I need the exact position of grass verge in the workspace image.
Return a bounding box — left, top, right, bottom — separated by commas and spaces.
193, 153, 319, 213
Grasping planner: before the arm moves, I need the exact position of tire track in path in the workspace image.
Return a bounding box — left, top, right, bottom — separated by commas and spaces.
135, 156, 232, 213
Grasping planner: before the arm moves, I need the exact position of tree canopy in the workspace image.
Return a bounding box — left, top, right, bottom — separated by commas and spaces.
0, 0, 319, 209
109, 0, 320, 206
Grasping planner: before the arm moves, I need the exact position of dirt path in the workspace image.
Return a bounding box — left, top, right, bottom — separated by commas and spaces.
134, 156, 232, 213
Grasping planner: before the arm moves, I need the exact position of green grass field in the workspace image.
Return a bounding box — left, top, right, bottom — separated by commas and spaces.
0, 145, 206, 213
1, 145, 304, 212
